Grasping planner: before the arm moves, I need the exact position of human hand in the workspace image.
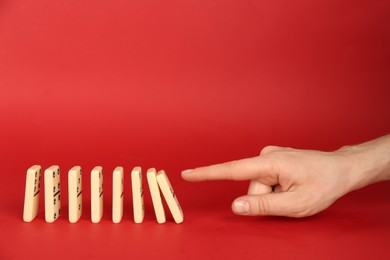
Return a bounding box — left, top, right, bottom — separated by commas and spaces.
182, 137, 390, 217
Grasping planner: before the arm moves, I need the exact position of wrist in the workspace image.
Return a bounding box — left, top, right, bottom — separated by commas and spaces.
336, 134, 390, 192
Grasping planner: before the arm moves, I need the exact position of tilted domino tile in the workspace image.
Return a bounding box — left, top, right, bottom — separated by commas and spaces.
156, 170, 183, 224
44, 165, 61, 223
91, 166, 103, 223
131, 166, 144, 223
68, 166, 82, 223
23, 165, 42, 222
147, 168, 166, 224
112, 166, 124, 224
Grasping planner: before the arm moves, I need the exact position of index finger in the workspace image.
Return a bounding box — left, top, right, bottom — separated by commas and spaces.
181, 156, 278, 182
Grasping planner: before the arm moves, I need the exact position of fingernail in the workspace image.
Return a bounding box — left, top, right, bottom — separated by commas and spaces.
233, 200, 250, 215
181, 169, 194, 175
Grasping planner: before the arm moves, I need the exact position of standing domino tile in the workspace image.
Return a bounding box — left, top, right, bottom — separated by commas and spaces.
68, 166, 82, 223
147, 168, 166, 224
44, 165, 61, 223
156, 170, 183, 224
131, 166, 144, 223
91, 166, 103, 223
112, 166, 124, 223
23, 165, 42, 222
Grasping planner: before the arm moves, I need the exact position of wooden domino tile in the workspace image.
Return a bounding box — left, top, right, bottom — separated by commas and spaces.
131, 166, 144, 223
44, 165, 61, 223
156, 170, 184, 224
68, 166, 82, 223
23, 165, 42, 222
112, 166, 124, 223
147, 168, 166, 224
91, 166, 103, 223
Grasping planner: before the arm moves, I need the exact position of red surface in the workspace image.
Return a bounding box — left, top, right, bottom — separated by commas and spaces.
0, 0, 389, 259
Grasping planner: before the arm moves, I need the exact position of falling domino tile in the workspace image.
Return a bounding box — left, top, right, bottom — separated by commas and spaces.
23, 165, 42, 222
131, 166, 144, 223
112, 166, 124, 223
68, 166, 82, 223
156, 170, 183, 224
147, 168, 166, 224
91, 166, 103, 223
44, 165, 61, 223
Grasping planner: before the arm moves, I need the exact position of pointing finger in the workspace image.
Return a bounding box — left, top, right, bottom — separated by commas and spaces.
181, 156, 278, 182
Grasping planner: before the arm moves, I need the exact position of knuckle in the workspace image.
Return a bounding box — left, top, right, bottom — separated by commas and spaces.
255, 197, 271, 215
260, 145, 296, 157
223, 160, 239, 180
260, 145, 277, 156
260, 145, 288, 156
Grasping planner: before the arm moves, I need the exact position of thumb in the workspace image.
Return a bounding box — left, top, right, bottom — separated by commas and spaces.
231, 193, 298, 217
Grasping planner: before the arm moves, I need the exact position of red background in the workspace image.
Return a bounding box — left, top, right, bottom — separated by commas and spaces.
0, 0, 389, 259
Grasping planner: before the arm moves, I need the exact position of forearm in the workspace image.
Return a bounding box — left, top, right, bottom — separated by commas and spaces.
338, 134, 390, 192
